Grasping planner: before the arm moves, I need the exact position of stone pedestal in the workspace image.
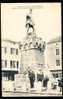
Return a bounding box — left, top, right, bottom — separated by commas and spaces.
36, 81, 42, 92
14, 73, 30, 92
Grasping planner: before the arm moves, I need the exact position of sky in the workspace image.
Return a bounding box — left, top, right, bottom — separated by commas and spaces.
1, 3, 61, 42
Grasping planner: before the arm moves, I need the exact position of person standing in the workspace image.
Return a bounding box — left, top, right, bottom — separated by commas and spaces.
42, 76, 49, 90
28, 70, 35, 88
58, 78, 62, 92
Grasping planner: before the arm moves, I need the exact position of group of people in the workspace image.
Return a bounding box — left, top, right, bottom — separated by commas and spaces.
28, 69, 49, 89
28, 69, 62, 92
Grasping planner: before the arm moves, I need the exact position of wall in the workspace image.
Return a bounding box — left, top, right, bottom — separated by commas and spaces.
46, 41, 62, 70
1, 40, 20, 72
21, 48, 45, 72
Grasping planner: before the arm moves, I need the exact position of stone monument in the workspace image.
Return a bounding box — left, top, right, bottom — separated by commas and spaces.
14, 9, 53, 92
20, 9, 46, 73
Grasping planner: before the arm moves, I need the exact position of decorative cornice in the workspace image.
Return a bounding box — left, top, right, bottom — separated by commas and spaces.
20, 37, 46, 52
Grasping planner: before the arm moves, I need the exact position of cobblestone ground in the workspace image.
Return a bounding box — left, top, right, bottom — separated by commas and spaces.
2, 90, 62, 97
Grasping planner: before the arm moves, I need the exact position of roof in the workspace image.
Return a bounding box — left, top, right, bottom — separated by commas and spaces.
47, 36, 61, 44
1, 39, 21, 44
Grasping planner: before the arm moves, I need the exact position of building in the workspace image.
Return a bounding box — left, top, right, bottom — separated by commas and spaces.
46, 36, 62, 81
1, 39, 21, 81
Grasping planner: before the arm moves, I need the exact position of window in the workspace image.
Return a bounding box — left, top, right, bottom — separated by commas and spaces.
1, 47, 7, 53
10, 61, 13, 68
11, 48, 13, 54
36, 42, 38, 46
10, 61, 16, 68
5, 47, 7, 53
2, 60, 5, 68
1, 60, 7, 68
17, 61, 19, 68
56, 60, 60, 66
5, 60, 7, 67
13, 61, 15, 68
10, 48, 15, 54
16, 49, 18, 55
56, 49, 59, 55
2, 72, 5, 77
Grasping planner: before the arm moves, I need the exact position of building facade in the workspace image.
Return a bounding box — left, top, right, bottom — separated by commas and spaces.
46, 37, 62, 81
1, 39, 21, 81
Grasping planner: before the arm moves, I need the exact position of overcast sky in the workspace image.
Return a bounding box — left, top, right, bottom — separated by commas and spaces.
1, 3, 61, 42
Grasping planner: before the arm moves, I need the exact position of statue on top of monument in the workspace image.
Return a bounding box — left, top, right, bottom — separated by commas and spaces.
25, 9, 34, 34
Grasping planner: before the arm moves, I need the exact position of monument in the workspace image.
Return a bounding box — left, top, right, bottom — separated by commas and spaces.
20, 9, 46, 73
14, 9, 53, 92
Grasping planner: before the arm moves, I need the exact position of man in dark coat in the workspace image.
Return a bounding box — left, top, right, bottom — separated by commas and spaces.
28, 70, 35, 88
37, 72, 44, 82
43, 76, 49, 89
58, 78, 62, 92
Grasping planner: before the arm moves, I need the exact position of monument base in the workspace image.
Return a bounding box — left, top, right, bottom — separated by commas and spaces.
14, 73, 30, 92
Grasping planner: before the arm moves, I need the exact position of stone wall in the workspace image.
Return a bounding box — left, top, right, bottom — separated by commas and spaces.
21, 48, 44, 72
